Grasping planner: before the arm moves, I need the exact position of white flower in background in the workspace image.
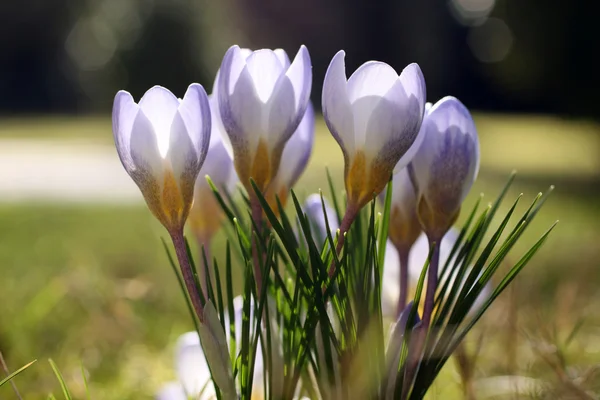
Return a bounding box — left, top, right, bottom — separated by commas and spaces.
217, 45, 312, 193
112, 84, 211, 233
303, 193, 339, 246
381, 230, 490, 319
410, 96, 480, 240
188, 95, 238, 243
156, 297, 263, 400
322, 50, 426, 212
266, 102, 315, 210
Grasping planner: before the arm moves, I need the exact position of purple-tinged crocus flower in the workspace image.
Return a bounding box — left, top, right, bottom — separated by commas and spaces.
303, 193, 339, 246
266, 102, 315, 210
411, 96, 480, 241
217, 45, 312, 194
322, 50, 427, 213
112, 84, 211, 233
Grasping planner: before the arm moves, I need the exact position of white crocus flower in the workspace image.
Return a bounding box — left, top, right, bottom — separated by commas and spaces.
112, 84, 211, 233
322, 50, 426, 212
386, 166, 422, 252
156, 297, 263, 400
411, 96, 480, 240
217, 45, 312, 194
381, 230, 490, 319
266, 102, 315, 210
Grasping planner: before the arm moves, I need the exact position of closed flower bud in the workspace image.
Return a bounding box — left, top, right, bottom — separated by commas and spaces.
112, 84, 211, 233
386, 166, 422, 252
322, 50, 426, 211
411, 96, 480, 239
217, 45, 312, 194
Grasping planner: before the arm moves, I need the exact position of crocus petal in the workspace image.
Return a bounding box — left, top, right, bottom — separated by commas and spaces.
177, 83, 212, 166
274, 102, 315, 189
112, 90, 139, 173
129, 108, 164, 180
303, 193, 340, 245
175, 332, 213, 397
274, 48, 291, 68
155, 382, 187, 400
245, 50, 285, 103
284, 45, 312, 115
322, 50, 355, 156
218, 46, 263, 151
138, 86, 180, 157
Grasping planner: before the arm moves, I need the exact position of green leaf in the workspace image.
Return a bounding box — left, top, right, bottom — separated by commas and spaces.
0, 359, 36, 388
48, 359, 72, 400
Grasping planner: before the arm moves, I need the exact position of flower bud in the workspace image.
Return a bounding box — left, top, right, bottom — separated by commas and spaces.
112, 84, 211, 233
322, 50, 426, 210
411, 96, 480, 239
217, 45, 312, 194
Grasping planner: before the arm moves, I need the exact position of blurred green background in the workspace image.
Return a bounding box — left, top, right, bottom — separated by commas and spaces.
1, 0, 599, 398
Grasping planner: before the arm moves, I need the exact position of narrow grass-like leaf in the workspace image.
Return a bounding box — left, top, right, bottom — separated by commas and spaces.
48, 359, 72, 400
0, 359, 36, 388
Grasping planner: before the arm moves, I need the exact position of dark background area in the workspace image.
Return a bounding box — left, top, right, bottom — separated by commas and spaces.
0, 0, 597, 118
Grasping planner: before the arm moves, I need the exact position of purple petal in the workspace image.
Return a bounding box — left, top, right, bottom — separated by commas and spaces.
138, 86, 180, 157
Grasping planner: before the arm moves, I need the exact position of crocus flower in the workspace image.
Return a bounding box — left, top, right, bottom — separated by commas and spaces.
112, 84, 211, 233
217, 45, 312, 194
302, 193, 339, 247
188, 95, 238, 244
156, 297, 263, 400
381, 230, 490, 319
266, 102, 315, 210
410, 96, 480, 240
322, 50, 426, 212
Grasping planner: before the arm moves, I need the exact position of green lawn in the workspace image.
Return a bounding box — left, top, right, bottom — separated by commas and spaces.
1, 115, 599, 398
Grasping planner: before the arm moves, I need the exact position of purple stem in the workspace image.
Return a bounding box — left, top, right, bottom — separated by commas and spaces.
421, 238, 441, 329
397, 246, 410, 318
171, 229, 205, 323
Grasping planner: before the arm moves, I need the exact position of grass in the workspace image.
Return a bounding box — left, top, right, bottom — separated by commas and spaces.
0, 115, 599, 398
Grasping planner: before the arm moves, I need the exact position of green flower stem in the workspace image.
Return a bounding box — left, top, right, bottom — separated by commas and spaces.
422, 238, 441, 329
170, 229, 205, 323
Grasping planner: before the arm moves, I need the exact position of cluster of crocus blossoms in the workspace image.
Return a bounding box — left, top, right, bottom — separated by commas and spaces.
112, 43, 480, 399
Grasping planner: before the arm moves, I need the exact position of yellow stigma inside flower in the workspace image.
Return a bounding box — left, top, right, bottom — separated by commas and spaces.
345, 151, 392, 209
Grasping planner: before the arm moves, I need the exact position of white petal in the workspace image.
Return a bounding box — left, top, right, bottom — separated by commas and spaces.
408, 230, 458, 285
347, 62, 399, 146
168, 111, 199, 187
284, 45, 312, 115
175, 332, 213, 397
178, 83, 212, 164
138, 86, 180, 158
391, 167, 417, 216
274, 48, 291, 68
276, 102, 315, 188
129, 109, 164, 180
265, 74, 296, 145
397, 64, 427, 119
218, 47, 263, 151
112, 90, 139, 173
245, 50, 285, 103
346, 61, 399, 103
197, 121, 236, 193
155, 382, 187, 400
322, 50, 355, 156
